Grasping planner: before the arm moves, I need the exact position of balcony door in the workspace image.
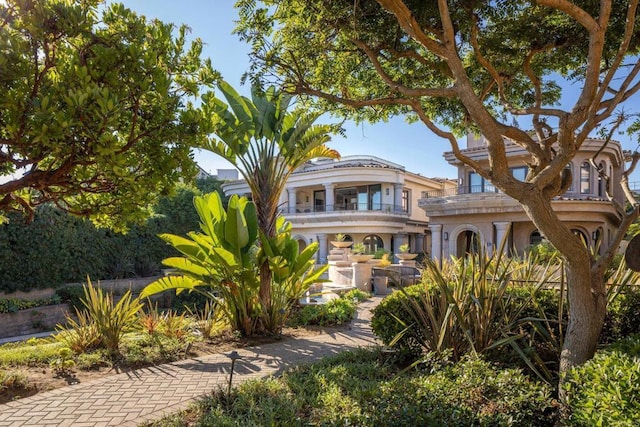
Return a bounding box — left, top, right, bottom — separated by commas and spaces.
314, 190, 325, 212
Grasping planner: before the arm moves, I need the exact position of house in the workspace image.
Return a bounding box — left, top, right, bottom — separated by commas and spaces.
419, 134, 626, 259
222, 155, 456, 263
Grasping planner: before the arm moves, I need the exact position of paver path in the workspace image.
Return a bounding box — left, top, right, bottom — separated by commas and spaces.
0, 297, 382, 427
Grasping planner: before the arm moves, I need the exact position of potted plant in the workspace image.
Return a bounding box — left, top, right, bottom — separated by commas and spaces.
330, 233, 353, 249
350, 243, 374, 262
396, 243, 418, 260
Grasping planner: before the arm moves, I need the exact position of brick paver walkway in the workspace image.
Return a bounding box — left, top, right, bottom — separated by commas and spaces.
0, 297, 382, 427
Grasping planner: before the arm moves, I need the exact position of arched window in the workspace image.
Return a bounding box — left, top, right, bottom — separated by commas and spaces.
580, 162, 591, 194
530, 230, 543, 245
572, 229, 588, 245
456, 230, 479, 257
363, 234, 383, 253
564, 163, 574, 192
598, 162, 606, 198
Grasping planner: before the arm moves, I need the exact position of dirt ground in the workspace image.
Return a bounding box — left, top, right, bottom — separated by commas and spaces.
0, 325, 340, 405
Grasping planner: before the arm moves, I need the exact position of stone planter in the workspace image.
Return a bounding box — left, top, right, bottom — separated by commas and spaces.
395, 253, 418, 261
331, 241, 353, 249
350, 254, 375, 263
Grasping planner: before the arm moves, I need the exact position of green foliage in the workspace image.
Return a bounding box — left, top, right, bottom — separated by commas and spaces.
141, 193, 262, 336
602, 285, 640, 343
156, 348, 556, 426
0, 368, 31, 394
187, 300, 228, 340
0, 0, 218, 227
372, 250, 563, 381
54, 308, 101, 354
290, 297, 357, 327
67, 279, 143, 352
0, 185, 203, 292
342, 289, 370, 303
0, 295, 62, 313
49, 347, 76, 376
258, 217, 328, 332
525, 241, 560, 264
564, 335, 640, 426
351, 243, 367, 254
55, 286, 87, 312
0, 339, 64, 366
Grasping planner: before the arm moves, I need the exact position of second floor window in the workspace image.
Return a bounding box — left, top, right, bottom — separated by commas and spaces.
469, 172, 496, 193
402, 189, 410, 212
581, 162, 591, 194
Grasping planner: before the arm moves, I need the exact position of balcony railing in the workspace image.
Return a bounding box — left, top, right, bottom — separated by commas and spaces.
421, 185, 500, 198
283, 203, 408, 214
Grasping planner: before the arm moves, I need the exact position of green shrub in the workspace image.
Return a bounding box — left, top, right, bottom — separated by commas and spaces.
157, 349, 556, 426
342, 289, 370, 303
291, 298, 357, 327
564, 334, 640, 426
371, 284, 427, 356
0, 295, 62, 313
0, 368, 32, 393
0, 339, 64, 366
602, 286, 640, 343
55, 285, 86, 311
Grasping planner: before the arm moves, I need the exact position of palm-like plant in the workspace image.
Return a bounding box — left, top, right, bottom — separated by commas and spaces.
201, 80, 339, 316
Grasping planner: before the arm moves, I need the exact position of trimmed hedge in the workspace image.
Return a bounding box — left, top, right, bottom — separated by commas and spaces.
0, 182, 218, 293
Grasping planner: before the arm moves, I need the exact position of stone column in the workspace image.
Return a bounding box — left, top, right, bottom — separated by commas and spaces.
415, 233, 426, 254
394, 183, 404, 212
393, 233, 408, 263
494, 221, 511, 255
287, 187, 297, 214
324, 183, 335, 212
352, 262, 373, 292
317, 233, 328, 264
429, 224, 442, 261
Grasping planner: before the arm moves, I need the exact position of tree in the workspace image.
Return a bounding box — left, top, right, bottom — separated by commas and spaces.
0, 0, 217, 228
235, 0, 640, 375
199, 80, 339, 327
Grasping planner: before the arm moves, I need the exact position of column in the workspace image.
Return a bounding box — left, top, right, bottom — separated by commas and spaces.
494, 221, 511, 255
393, 232, 408, 263
287, 187, 297, 214
393, 183, 404, 212
429, 224, 442, 261
317, 233, 328, 264
415, 233, 426, 254
324, 183, 335, 212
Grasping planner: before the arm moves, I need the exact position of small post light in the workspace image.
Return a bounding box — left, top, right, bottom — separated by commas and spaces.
443, 232, 449, 241
227, 351, 241, 396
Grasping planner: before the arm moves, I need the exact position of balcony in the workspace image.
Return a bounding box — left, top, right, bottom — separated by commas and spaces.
283, 203, 408, 215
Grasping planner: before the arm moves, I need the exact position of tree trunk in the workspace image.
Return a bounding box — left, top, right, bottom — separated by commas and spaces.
560, 260, 607, 373
521, 196, 607, 382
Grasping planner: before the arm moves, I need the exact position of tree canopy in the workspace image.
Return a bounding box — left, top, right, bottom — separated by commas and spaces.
0, 0, 217, 228
235, 0, 640, 374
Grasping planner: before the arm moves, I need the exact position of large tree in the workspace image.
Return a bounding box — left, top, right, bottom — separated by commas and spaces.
236, 0, 640, 376
0, 0, 217, 228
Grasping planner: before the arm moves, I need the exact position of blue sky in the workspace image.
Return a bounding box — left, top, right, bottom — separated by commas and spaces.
121, 0, 639, 182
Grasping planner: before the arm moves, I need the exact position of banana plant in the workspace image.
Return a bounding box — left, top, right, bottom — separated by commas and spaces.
258, 217, 328, 332
140, 192, 261, 336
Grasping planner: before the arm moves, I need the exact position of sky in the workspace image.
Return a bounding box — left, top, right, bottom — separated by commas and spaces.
121, 0, 640, 182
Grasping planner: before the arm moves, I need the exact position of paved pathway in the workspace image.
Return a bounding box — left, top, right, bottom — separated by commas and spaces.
0, 297, 382, 427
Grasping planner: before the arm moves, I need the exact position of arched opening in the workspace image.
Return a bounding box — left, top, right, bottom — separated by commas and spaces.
363, 234, 384, 253
598, 161, 606, 198
456, 230, 479, 257
530, 230, 543, 246
571, 229, 588, 246
297, 238, 307, 253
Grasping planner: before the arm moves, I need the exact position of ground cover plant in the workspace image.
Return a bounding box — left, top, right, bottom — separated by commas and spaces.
147, 348, 557, 426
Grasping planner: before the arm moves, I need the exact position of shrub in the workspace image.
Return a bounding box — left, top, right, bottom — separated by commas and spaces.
342, 289, 370, 303
602, 286, 640, 343
371, 283, 427, 356
54, 309, 101, 354
564, 334, 640, 426
161, 348, 556, 426
55, 285, 86, 311
290, 297, 357, 327
0, 295, 62, 313
0, 339, 64, 366
0, 368, 32, 394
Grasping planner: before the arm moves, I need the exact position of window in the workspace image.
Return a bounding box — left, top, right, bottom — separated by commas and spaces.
336, 185, 382, 210
402, 189, 410, 212
363, 235, 383, 253
314, 190, 325, 212
469, 172, 496, 193
580, 162, 591, 194
598, 162, 606, 198
511, 166, 527, 182
565, 163, 574, 192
